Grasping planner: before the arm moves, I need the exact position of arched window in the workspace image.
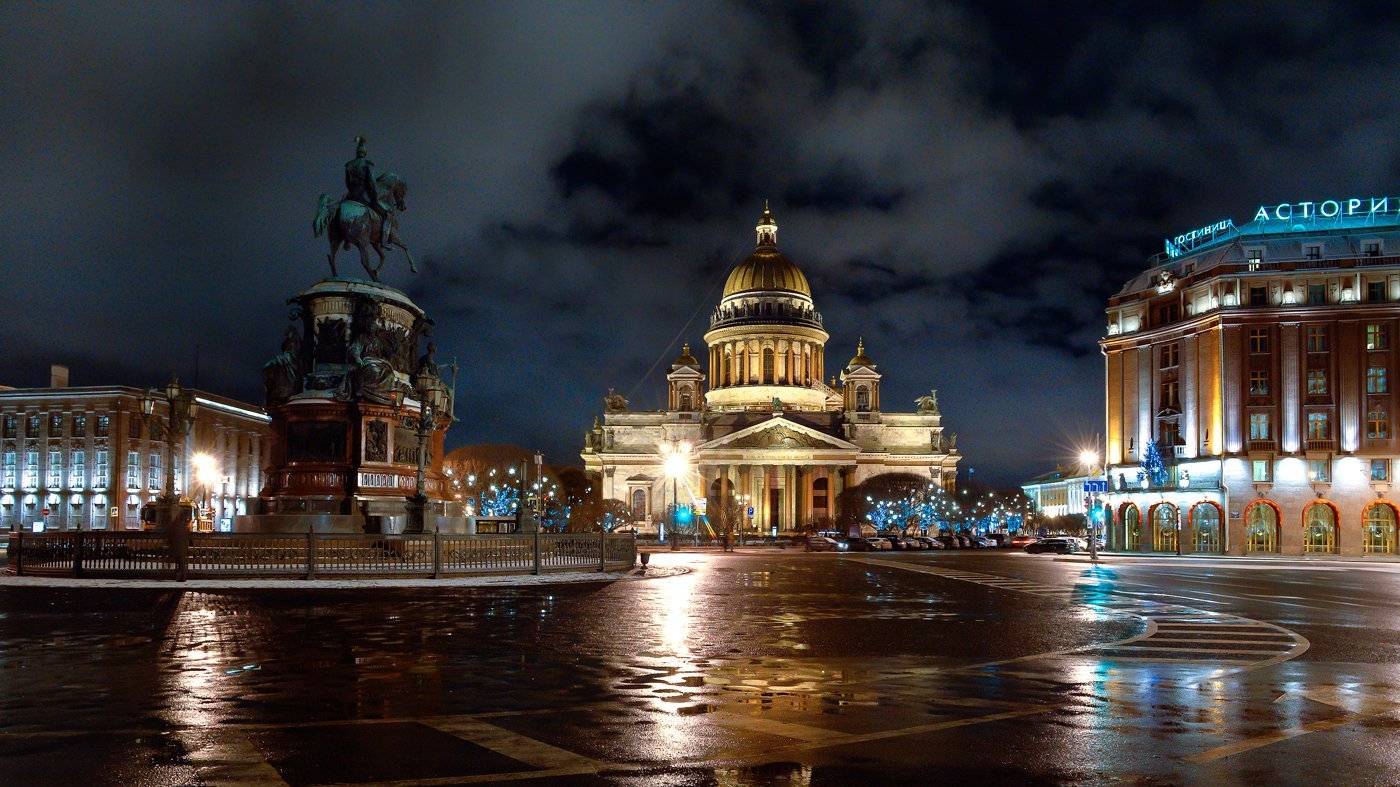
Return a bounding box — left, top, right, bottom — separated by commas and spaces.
1191, 503, 1221, 553
762, 348, 775, 384
630, 489, 647, 519
856, 385, 871, 412
1369, 405, 1389, 439
1152, 503, 1178, 552
1364, 503, 1396, 554
1303, 502, 1337, 554
1123, 504, 1141, 550
1245, 502, 1278, 553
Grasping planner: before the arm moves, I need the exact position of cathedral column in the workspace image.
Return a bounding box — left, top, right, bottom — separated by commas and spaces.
831, 465, 845, 523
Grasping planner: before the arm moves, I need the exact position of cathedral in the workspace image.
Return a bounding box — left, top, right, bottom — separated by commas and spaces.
581, 206, 960, 535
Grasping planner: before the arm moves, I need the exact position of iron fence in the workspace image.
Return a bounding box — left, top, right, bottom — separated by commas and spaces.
6, 531, 636, 580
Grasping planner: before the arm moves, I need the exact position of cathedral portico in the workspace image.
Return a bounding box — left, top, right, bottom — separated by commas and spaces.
582, 205, 960, 536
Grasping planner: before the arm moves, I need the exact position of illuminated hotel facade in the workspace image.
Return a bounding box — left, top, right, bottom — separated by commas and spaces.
1102, 197, 1400, 556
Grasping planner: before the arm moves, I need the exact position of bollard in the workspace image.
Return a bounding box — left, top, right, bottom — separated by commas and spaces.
73, 531, 85, 577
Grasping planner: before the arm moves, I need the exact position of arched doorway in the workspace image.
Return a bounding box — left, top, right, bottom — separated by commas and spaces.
1152, 503, 1179, 552
1364, 502, 1397, 555
1245, 501, 1279, 553
1303, 501, 1338, 554
1122, 504, 1142, 551
1190, 502, 1222, 553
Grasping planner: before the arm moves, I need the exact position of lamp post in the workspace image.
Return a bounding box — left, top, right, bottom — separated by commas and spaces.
1079, 445, 1102, 563
190, 452, 219, 532
141, 376, 197, 526
661, 440, 690, 549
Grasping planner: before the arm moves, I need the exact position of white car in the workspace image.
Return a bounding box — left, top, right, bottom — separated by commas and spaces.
806, 536, 840, 552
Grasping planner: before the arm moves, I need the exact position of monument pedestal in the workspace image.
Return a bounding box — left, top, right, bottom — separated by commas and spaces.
236, 278, 459, 534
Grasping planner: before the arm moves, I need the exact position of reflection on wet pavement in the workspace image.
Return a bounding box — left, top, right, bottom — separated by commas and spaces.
4, 551, 1400, 784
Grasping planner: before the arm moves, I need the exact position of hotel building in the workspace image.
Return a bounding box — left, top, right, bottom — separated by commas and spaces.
1102, 197, 1400, 556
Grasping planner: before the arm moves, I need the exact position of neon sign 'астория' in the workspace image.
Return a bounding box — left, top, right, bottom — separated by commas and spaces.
1164, 195, 1400, 259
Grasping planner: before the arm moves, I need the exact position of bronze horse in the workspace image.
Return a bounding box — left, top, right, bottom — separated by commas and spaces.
313, 172, 418, 281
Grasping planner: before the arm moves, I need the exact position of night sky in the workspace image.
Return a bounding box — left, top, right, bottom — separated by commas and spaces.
5, 2, 1400, 485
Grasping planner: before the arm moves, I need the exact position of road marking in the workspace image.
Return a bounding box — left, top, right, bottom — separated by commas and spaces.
712, 712, 841, 743
428, 716, 600, 772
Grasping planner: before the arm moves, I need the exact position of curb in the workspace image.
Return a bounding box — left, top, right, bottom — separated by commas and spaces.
1052, 553, 1400, 570
0, 565, 690, 590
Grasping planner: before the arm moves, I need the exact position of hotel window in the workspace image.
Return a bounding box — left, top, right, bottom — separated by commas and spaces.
1304, 244, 1323, 261
126, 451, 140, 489
1373, 459, 1390, 482
2, 451, 15, 487
73, 414, 86, 435
1308, 459, 1329, 482
1160, 381, 1180, 410
1364, 240, 1383, 257
1249, 286, 1268, 306
131, 418, 142, 440
95, 415, 109, 437
1368, 405, 1389, 439
49, 413, 63, 434
94, 450, 108, 488
1252, 459, 1271, 482
1307, 411, 1330, 440
1249, 328, 1270, 353
1306, 369, 1328, 395
2, 416, 14, 439
1307, 284, 1326, 304
1246, 248, 1263, 271
47, 451, 62, 488
27, 414, 39, 436
1369, 366, 1389, 394
1248, 369, 1270, 396
1249, 413, 1271, 440
148, 454, 161, 490
68, 452, 85, 488
1369, 281, 1388, 302
1160, 343, 1179, 369
1305, 326, 1329, 352
1367, 323, 1389, 350
23, 451, 38, 489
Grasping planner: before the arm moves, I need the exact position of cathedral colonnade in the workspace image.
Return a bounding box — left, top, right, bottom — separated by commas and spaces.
700, 462, 849, 533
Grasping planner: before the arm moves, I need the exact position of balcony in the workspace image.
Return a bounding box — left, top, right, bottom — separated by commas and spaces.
1306, 439, 1337, 452
1247, 440, 1277, 452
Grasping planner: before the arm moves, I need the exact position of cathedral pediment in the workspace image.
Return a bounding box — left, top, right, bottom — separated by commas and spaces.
701, 417, 858, 451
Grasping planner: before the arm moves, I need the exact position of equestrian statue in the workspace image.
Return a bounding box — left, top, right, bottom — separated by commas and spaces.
313, 136, 418, 281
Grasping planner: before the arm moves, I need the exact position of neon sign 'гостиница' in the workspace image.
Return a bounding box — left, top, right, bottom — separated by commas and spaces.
1164, 196, 1400, 258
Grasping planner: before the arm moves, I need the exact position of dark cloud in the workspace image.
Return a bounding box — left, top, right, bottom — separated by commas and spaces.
5, 1, 1400, 483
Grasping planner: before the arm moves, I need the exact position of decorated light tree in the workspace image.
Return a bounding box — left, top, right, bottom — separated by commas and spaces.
1140, 440, 1168, 487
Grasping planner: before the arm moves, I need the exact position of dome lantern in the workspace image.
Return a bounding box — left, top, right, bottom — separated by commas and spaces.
756, 200, 778, 247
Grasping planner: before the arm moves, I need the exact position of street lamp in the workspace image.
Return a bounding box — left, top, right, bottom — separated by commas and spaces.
661, 439, 691, 547
190, 452, 219, 531
1079, 442, 1105, 562
141, 375, 198, 529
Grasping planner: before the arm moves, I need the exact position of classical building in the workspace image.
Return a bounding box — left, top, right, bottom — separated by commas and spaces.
582, 206, 960, 536
0, 366, 271, 532
1102, 196, 1400, 556
1021, 468, 1094, 520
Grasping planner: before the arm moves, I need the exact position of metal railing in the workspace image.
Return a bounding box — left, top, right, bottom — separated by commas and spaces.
6, 531, 637, 580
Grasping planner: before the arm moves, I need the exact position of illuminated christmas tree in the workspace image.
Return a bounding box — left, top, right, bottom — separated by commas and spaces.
1140, 440, 1168, 487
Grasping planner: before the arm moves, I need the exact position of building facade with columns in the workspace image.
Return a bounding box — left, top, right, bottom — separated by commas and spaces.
582, 207, 960, 536
0, 371, 271, 532
1102, 197, 1400, 556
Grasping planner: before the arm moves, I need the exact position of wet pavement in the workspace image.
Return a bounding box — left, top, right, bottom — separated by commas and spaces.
4, 551, 1400, 785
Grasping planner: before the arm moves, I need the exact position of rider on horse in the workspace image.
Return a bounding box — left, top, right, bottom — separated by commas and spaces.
345, 135, 390, 227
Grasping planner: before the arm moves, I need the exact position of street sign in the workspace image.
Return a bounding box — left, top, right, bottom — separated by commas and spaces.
41, 508, 50, 517
1082, 480, 1108, 493
746, 506, 755, 517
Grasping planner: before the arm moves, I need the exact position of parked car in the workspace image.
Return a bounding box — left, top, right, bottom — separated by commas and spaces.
882, 536, 909, 550
1025, 537, 1081, 554
916, 536, 945, 550
807, 536, 840, 552
972, 536, 997, 548
1008, 534, 1037, 548
954, 535, 972, 548
899, 537, 926, 550
936, 535, 959, 549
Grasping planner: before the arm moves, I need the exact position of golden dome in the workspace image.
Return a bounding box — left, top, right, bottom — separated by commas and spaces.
721, 204, 812, 298
722, 248, 812, 298
673, 342, 700, 367
847, 338, 873, 368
